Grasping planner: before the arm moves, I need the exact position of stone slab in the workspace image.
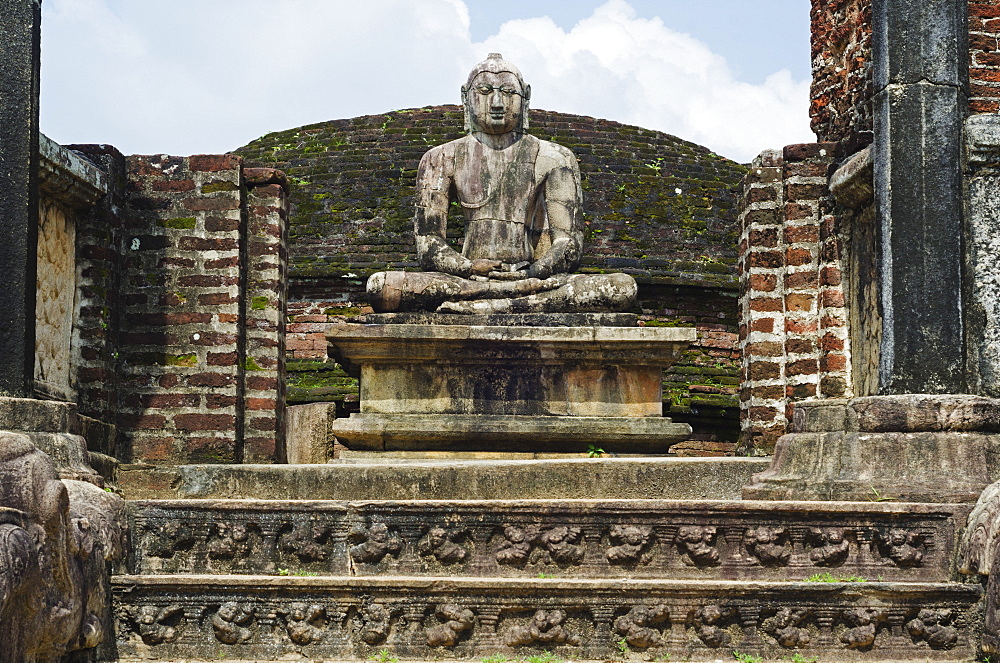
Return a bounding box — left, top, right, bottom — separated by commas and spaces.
112, 574, 982, 661
128, 497, 967, 582
286, 402, 336, 463
354, 312, 640, 327
744, 428, 1000, 503
330, 414, 690, 452
116, 458, 770, 501
792, 394, 1000, 433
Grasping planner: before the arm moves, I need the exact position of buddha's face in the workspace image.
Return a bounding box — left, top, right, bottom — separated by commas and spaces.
466, 71, 525, 135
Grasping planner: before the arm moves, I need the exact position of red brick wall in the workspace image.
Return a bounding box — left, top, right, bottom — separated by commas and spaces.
971, 1, 1000, 113
810, 0, 873, 145
119, 155, 288, 464
738, 144, 845, 454
243, 170, 289, 462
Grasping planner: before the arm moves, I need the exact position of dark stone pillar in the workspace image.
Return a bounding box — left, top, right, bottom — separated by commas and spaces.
872, 0, 968, 394
0, 0, 42, 397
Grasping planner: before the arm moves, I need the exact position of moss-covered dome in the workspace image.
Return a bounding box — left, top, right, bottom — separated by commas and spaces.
236, 105, 746, 289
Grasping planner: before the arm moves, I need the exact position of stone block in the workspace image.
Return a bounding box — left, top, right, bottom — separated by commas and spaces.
116, 458, 770, 501
285, 402, 335, 463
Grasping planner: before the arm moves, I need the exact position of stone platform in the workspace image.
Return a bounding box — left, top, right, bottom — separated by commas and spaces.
327, 314, 696, 453
744, 395, 1000, 502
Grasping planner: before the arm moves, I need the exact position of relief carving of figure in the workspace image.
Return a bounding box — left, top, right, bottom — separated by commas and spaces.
808, 527, 850, 567
283, 602, 327, 646
358, 603, 393, 645
762, 607, 812, 648
744, 526, 792, 566
426, 603, 476, 646
350, 522, 403, 564
504, 609, 581, 646
418, 526, 469, 565
606, 525, 654, 565
279, 520, 330, 563
692, 605, 732, 648
134, 604, 184, 645
877, 528, 925, 567
208, 521, 252, 560
367, 53, 637, 314
676, 525, 720, 567
496, 525, 533, 566
145, 519, 195, 558
537, 525, 584, 566
839, 607, 882, 649
212, 601, 255, 645
613, 604, 670, 648
906, 608, 958, 650
0, 434, 126, 661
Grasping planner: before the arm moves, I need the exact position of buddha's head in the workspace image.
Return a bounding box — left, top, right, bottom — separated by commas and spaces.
462, 53, 531, 134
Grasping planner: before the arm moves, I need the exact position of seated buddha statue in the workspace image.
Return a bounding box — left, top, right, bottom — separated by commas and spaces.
367, 53, 637, 314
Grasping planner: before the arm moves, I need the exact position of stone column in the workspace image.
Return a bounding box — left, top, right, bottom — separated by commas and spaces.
0, 0, 42, 397
964, 115, 1000, 398
872, 0, 968, 393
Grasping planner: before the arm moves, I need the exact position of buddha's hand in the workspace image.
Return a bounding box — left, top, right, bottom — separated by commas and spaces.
487, 269, 528, 281
513, 277, 562, 295
470, 259, 503, 276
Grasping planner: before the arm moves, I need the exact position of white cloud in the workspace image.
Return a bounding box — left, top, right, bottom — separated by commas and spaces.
40, 0, 813, 162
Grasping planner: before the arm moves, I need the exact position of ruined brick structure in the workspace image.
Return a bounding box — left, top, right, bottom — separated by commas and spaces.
239, 107, 745, 451
738, 0, 1000, 452
35, 144, 289, 465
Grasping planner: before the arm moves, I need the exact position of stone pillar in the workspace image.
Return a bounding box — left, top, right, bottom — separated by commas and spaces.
965, 115, 1000, 398
871, 0, 968, 393
0, 0, 42, 397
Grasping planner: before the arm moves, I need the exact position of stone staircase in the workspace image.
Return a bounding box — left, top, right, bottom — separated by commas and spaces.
110, 459, 985, 661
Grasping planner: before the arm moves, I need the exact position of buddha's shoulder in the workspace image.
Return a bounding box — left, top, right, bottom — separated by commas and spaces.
528, 134, 578, 169
420, 135, 474, 160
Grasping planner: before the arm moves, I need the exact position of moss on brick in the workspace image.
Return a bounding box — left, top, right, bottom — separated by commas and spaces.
201, 181, 238, 193
159, 217, 197, 230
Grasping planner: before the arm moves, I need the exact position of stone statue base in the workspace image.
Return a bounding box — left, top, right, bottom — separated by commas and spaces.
743, 394, 1000, 502
327, 314, 695, 453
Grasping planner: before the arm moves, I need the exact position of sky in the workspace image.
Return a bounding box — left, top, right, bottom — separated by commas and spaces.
39, 0, 814, 164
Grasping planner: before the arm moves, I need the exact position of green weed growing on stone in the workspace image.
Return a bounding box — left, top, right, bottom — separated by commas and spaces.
524, 651, 561, 663
587, 444, 606, 458
481, 654, 510, 663
867, 486, 897, 502
804, 571, 866, 582
732, 650, 762, 663
370, 649, 398, 663
537, 572, 555, 578
616, 636, 631, 659
787, 654, 817, 663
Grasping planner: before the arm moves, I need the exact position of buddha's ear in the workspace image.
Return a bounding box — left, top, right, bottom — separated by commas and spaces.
522, 84, 531, 130
461, 86, 472, 133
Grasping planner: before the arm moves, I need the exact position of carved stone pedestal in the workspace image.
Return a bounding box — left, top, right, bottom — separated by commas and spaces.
327, 314, 695, 453
743, 394, 1000, 502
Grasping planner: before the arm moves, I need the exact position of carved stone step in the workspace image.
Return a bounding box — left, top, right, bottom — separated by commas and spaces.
112, 574, 983, 661
117, 457, 770, 501
127, 498, 968, 582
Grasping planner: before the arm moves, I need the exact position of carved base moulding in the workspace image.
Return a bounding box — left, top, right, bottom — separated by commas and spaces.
128, 498, 966, 581
326, 320, 696, 452
112, 575, 982, 660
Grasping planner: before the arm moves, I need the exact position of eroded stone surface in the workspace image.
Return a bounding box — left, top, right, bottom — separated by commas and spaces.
127, 498, 965, 582
0, 431, 126, 662
112, 575, 981, 660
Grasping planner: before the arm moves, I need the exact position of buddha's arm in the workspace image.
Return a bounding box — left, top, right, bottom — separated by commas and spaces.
414, 148, 498, 277
526, 157, 584, 279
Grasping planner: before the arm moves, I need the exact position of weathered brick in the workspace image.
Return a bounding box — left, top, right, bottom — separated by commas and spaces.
189, 154, 241, 171
174, 413, 236, 431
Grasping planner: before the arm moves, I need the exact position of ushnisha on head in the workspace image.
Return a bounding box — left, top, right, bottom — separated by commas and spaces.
461, 53, 531, 134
